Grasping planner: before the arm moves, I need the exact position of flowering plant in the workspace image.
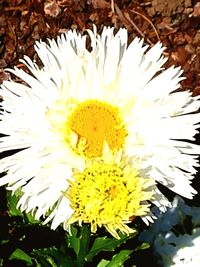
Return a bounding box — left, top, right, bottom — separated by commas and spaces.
140, 196, 200, 266
0, 26, 199, 266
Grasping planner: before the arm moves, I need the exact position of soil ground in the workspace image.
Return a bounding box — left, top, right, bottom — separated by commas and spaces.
0, 0, 200, 94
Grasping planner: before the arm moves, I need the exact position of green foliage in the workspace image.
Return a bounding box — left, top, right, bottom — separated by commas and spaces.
6, 191, 23, 217
7, 191, 39, 224
0, 188, 151, 266
86, 233, 135, 262
28, 226, 141, 267
32, 246, 75, 267
97, 250, 132, 267
9, 249, 33, 266
106, 250, 132, 266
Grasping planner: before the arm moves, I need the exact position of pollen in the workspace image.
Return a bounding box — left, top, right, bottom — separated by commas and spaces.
65, 161, 155, 239
67, 100, 127, 158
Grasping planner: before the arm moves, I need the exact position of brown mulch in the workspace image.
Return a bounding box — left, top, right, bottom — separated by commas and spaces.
0, 0, 200, 95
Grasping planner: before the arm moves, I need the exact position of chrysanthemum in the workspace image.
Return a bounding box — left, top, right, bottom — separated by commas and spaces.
64, 147, 155, 238
0, 26, 199, 236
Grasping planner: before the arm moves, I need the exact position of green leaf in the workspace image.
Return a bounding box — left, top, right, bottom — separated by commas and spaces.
106, 250, 132, 267
49, 247, 75, 267
134, 242, 150, 251
24, 212, 39, 224
68, 226, 80, 255
77, 225, 90, 267
56, 255, 75, 267
6, 191, 39, 224
97, 259, 110, 267
86, 233, 135, 262
46, 256, 57, 267
7, 191, 23, 217
32, 245, 75, 267
9, 248, 33, 266
68, 224, 91, 266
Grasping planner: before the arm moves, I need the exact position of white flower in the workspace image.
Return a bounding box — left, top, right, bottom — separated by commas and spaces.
147, 230, 200, 267
157, 229, 200, 267
140, 197, 200, 266
0, 26, 199, 230
171, 229, 200, 266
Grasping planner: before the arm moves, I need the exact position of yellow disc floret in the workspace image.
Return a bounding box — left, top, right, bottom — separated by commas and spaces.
67, 100, 127, 158
65, 161, 155, 239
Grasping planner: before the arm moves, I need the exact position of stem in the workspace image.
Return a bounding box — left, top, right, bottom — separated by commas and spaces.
76, 225, 90, 267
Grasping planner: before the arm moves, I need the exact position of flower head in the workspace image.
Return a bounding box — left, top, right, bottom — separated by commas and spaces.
140, 197, 200, 266
65, 148, 155, 239
153, 230, 200, 267
0, 26, 199, 236
170, 229, 200, 266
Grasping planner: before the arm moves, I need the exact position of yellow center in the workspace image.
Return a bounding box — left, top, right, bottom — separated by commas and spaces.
67, 100, 127, 158
65, 162, 154, 239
